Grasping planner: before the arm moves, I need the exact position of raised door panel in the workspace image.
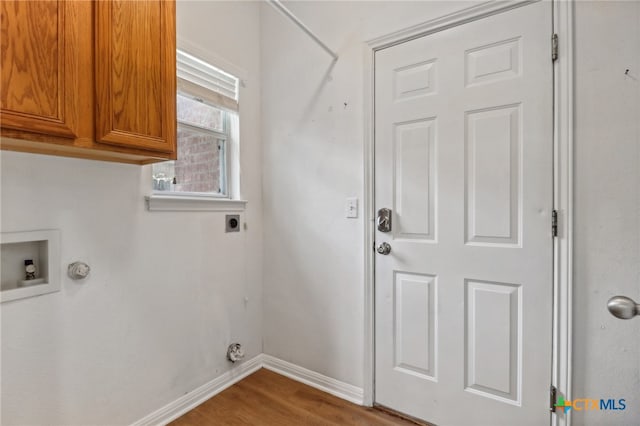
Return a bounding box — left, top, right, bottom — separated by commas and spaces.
95, 0, 176, 155
0, 0, 91, 139
465, 279, 521, 404
394, 272, 437, 380
465, 104, 521, 246
394, 118, 437, 241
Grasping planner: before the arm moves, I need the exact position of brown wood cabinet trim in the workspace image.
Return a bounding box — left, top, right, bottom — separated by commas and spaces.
1, 128, 177, 159
0, 111, 76, 138
98, 130, 176, 154
1, 135, 175, 165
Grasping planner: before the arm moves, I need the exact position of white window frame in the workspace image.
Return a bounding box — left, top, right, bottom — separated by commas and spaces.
146, 47, 246, 212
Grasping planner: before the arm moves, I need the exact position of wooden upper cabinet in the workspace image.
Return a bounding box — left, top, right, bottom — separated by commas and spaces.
0, 0, 176, 164
0, 0, 92, 139
95, 0, 176, 154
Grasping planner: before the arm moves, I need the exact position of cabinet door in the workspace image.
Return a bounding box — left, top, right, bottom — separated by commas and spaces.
95, 0, 176, 154
0, 1, 92, 139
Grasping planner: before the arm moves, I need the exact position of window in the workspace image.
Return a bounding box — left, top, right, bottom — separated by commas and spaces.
152, 50, 240, 199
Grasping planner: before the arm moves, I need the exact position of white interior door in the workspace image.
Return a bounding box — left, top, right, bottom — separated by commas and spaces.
374, 3, 553, 425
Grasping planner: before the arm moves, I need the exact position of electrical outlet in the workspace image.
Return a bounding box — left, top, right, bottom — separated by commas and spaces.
345, 197, 358, 218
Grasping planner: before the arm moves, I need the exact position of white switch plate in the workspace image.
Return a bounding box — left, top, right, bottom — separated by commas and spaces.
345, 197, 358, 218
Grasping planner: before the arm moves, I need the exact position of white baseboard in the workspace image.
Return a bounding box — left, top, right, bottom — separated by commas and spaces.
131, 354, 365, 426
262, 354, 364, 405
131, 354, 264, 426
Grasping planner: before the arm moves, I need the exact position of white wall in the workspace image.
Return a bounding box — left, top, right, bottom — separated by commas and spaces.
0, 1, 262, 425
260, 0, 477, 389
573, 1, 640, 424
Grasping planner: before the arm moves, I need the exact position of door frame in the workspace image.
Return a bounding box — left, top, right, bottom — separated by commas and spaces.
361, 1, 575, 425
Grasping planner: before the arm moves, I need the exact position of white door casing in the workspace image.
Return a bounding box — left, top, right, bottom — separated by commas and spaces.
374, 2, 554, 425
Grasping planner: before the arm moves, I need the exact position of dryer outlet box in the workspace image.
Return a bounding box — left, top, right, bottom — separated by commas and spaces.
225, 215, 240, 232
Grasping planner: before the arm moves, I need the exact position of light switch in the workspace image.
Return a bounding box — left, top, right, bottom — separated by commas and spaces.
345, 197, 358, 218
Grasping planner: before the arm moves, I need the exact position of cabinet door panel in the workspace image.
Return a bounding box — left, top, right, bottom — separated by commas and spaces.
95, 0, 176, 154
1, 0, 90, 138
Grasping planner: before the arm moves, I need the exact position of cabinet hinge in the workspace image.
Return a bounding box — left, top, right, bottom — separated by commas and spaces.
552, 210, 558, 237
550, 385, 558, 412
552, 33, 559, 62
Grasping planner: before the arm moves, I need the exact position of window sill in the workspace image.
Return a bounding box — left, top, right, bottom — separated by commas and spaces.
145, 194, 247, 212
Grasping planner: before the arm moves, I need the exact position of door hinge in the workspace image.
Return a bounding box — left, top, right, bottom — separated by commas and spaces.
550, 385, 558, 412
552, 210, 558, 237
552, 33, 559, 62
